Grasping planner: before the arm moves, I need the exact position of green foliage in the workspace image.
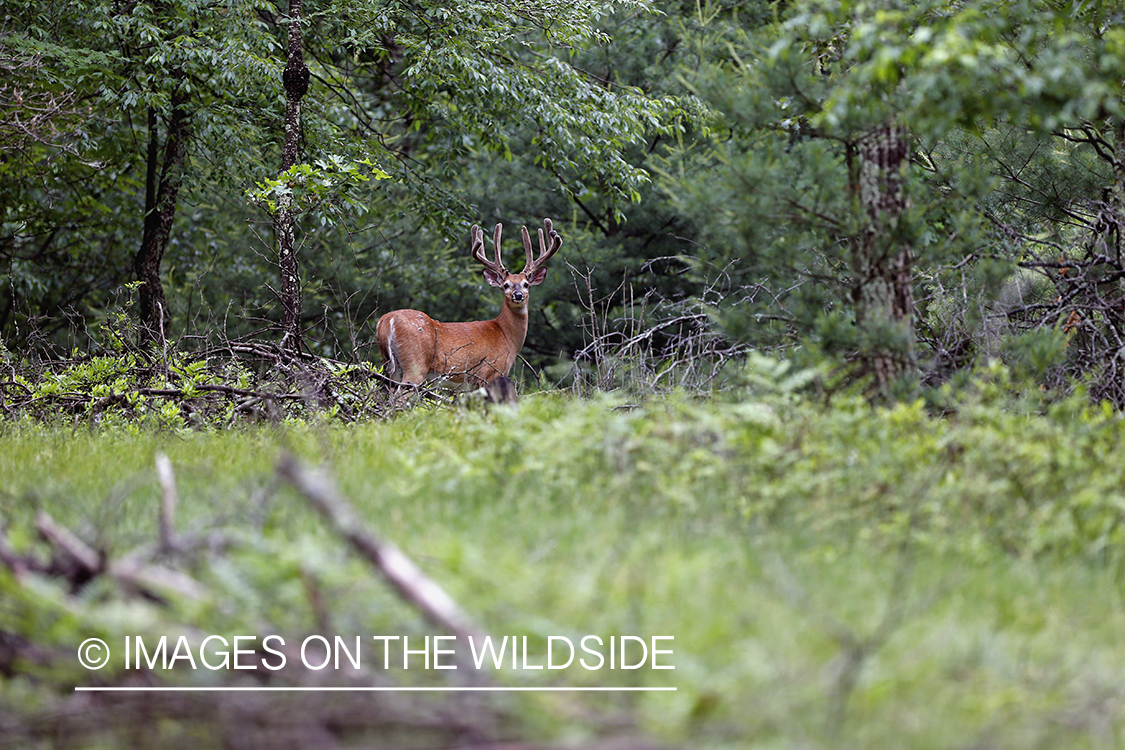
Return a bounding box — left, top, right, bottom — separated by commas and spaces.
5, 386, 1125, 746
808, 0, 1125, 136
1, 0, 282, 346
331, 0, 702, 213
8, 0, 1125, 402
644, 0, 1125, 400
1000, 327, 1070, 384
3, 0, 698, 360
248, 156, 390, 218
0, 286, 393, 428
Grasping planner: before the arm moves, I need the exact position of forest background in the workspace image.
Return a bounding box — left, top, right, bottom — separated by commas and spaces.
5, 0, 1125, 406
5, 2, 1125, 749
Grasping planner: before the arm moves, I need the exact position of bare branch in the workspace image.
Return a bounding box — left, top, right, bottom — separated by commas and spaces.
155, 452, 178, 553
276, 454, 488, 646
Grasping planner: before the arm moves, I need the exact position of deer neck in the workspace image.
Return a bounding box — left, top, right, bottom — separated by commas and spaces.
496, 299, 529, 351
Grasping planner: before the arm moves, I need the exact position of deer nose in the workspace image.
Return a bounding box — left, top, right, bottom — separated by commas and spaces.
512, 289, 525, 302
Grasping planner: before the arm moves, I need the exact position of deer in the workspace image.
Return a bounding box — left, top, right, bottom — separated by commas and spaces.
376, 218, 562, 393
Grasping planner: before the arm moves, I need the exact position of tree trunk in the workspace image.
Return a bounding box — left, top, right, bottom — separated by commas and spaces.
1111, 119, 1125, 268
277, 0, 309, 354
1092, 118, 1125, 394
850, 123, 917, 398
134, 83, 189, 342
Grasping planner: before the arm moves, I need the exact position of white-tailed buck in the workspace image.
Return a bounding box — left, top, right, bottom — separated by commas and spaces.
377, 218, 562, 389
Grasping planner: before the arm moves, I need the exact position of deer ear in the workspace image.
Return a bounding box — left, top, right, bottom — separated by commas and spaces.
482, 268, 505, 287
527, 267, 547, 286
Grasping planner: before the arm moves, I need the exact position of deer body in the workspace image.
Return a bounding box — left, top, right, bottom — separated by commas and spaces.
377, 219, 561, 388
376, 304, 526, 385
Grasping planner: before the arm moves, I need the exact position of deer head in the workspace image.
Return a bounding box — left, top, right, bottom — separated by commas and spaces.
470, 218, 562, 311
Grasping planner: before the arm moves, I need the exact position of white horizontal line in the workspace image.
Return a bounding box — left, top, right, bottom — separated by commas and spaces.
74, 686, 676, 693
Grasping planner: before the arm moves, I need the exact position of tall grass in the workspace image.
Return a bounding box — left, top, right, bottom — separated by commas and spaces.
3, 375, 1125, 747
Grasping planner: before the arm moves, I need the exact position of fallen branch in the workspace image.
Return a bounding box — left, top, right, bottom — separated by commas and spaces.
34, 510, 204, 601
276, 453, 487, 645
36, 509, 102, 574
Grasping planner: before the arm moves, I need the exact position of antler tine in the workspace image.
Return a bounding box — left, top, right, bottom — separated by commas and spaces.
493, 223, 507, 274
470, 224, 489, 266
526, 217, 562, 274
521, 224, 535, 272
472, 223, 507, 275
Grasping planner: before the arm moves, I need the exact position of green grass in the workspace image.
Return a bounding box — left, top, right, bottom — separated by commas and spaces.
3, 385, 1125, 747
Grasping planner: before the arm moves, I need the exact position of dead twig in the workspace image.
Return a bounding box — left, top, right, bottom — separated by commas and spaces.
155, 452, 178, 553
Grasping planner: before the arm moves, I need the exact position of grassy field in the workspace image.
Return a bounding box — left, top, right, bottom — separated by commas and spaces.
3, 377, 1125, 748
